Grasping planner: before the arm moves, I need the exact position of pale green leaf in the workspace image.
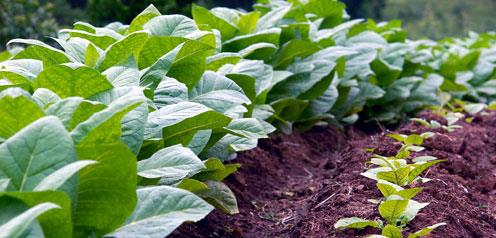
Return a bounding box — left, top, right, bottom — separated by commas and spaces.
407, 223, 446, 238
108, 186, 213, 238
0, 202, 59, 238
197, 180, 238, 214
143, 15, 198, 37
382, 224, 403, 238
0, 117, 76, 192
379, 200, 408, 224
189, 71, 250, 112
334, 217, 382, 229
138, 145, 205, 183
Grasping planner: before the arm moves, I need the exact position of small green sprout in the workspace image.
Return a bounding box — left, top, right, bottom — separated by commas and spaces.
410, 117, 462, 132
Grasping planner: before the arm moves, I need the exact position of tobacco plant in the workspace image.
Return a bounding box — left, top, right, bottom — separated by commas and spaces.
335, 132, 446, 237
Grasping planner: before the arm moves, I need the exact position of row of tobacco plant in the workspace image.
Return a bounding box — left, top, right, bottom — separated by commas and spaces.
1, 0, 496, 237
334, 109, 472, 237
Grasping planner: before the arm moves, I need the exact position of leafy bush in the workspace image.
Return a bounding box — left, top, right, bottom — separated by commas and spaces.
0, 0, 496, 237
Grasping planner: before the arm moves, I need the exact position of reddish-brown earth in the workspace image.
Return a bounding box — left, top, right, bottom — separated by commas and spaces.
171, 111, 496, 238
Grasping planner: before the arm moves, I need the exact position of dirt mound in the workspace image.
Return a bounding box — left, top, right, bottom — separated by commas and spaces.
171, 111, 496, 238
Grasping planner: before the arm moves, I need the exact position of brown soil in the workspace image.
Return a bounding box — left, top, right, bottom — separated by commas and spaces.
171, 111, 496, 238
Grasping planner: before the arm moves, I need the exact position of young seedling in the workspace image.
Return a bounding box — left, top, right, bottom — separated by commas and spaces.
410, 118, 462, 132
386, 133, 433, 160
431, 99, 488, 124
335, 189, 446, 238
334, 132, 446, 237
362, 154, 444, 186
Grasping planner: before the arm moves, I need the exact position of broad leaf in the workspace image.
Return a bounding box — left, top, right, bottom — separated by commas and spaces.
0, 201, 59, 238
0, 117, 76, 192
127, 5, 161, 34
143, 15, 198, 37
108, 186, 214, 238
0, 191, 72, 238
34, 63, 113, 99
74, 142, 137, 237
97, 31, 148, 71
197, 181, 238, 214
138, 145, 205, 184
192, 4, 238, 41
144, 102, 232, 146
189, 71, 251, 112
0, 88, 44, 139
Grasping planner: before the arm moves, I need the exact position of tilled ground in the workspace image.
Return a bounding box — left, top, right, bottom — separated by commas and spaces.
171, 111, 496, 238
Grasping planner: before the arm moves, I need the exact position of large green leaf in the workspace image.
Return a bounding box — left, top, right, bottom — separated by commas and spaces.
219, 59, 273, 98
89, 87, 148, 154
153, 77, 188, 108
138, 145, 205, 184
97, 31, 148, 71
34, 63, 113, 99
0, 191, 73, 238
192, 158, 240, 182
272, 39, 320, 69
206, 53, 242, 71
108, 186, 214, 238
103, 64, 140, 87
0, 88, 44, 139
32, 88, 62, 109
189, 71, 250, 112
34, 160, 97, 192
222, 28, 281, 53
140, 40, 213, 88
0, 66, 34, 91
205, 134, 258, 161
137, 36, 187, 69
255, 6, 290, 32
197, 180, 238, 214
8, 39, 71, 66
0, 200, 59, 238
127, 5, 161, 34
237, 11, 260, 35
60, 29, 120, 50
239, 42, 278, 60
70, 92, 144, 146
192, 4, 238, 41
45, 97, 106, 131
74, 142, 137, 237
0, 117, 76, 192
223, 118, 269, 139
143, 15, 198, 37
300, 0, 345, 28
166, 40, 213, 89
268, 60, 336, 101
145, 102, 232, 146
